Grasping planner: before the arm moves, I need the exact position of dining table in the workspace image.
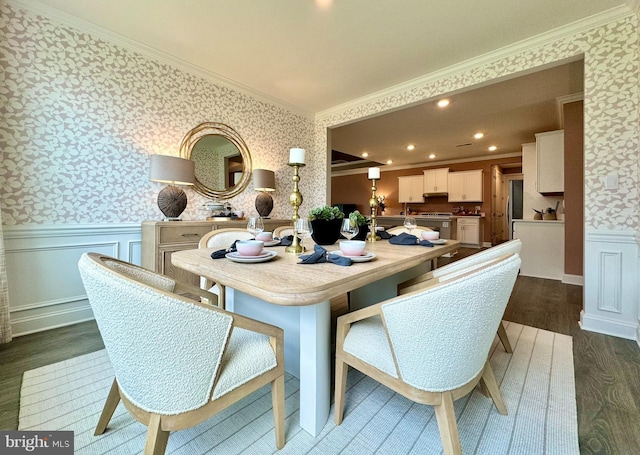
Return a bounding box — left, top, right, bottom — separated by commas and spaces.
172, 237, 460, 436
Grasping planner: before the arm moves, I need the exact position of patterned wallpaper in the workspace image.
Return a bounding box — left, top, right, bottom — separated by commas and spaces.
0, 2, 319, 226
1, 2, 638, 232
318, 15, 639, 231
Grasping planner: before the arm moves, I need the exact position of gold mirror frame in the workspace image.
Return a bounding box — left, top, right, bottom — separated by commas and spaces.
179, 122, 252, 200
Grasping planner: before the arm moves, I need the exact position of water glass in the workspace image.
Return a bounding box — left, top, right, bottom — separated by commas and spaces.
296, 218, 313, 251
403, 216, 417, 235
247, 217, 264, 238
340, 218, 359, 241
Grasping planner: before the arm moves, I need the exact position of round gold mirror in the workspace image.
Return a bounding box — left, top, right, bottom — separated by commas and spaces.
179, 122, 252, 199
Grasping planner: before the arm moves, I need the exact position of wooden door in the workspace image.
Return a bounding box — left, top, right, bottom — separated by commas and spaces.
491, 165, 506, 245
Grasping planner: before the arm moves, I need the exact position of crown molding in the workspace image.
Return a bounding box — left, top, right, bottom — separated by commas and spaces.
8, 0, 314, 119
331, 152, 522, 177
316, 5, 634, 121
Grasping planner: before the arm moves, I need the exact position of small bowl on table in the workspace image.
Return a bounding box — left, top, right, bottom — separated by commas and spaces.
340, 240, 366, 257
235, 240, 264, 256
256, 231, 273, 242
421, 231, 440, 241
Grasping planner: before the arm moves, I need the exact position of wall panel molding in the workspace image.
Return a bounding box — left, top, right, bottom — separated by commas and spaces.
582, 229, 638, 340
4, 223, 142, 336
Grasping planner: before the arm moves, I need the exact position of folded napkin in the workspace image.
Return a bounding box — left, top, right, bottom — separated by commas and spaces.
299, 244, 352, 266
210, 240, 239, 259
388, 232, 433, 247
278, 235, 302, 247
377, 230, 393, 240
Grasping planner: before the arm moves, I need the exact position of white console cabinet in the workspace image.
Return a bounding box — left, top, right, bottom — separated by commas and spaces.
454, 216, 482, 248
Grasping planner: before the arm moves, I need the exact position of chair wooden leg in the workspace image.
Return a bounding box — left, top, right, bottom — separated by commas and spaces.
271, 375, 285, 449
334, 358, 348, 425
144, 414, 170, 455
480, 361, 507, 415
433, 392, 462, 455
94, 378, 121, 435
497, 321, 513, 353
218, 284, 226, 310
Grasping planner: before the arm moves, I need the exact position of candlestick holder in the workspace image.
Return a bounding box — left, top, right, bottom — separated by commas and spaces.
286, 162, 305, 253
368, 178, 381, 242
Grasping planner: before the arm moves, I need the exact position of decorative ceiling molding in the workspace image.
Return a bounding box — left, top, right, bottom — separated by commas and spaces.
9, 0, 314, 119
315, 5, 633, 121
331, 152, 523, 177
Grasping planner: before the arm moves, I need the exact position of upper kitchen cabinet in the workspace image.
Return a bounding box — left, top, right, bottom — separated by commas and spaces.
448, 170, 483, 202
423, 168, 449, 195
535, 130, 564, 194
398, 175, 424, 203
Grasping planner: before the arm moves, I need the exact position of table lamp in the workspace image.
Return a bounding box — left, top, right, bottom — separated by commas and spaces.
149, 155, 195, 220
253, 169, 276, 218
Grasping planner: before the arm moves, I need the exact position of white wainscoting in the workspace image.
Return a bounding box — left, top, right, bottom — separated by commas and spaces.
582, 229, 639, 341
3, 223, 142, 336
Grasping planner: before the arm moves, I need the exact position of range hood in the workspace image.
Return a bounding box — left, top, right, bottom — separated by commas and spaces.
422, 190, 448, 197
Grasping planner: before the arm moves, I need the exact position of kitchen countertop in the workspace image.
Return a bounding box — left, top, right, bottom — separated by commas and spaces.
513, 219, 564, 223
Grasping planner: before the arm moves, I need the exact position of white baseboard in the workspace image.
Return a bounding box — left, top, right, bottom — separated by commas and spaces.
580, 310, 638, 341
562, 274, 584, 286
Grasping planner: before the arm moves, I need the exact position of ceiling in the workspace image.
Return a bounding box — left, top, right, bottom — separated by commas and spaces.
26, 0, 631, 169
27, 0, 629, 113
330, 59, 584, 170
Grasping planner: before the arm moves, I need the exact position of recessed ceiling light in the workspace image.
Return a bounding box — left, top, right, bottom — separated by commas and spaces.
437, 99, 450, 108
428, 153, 436, 159
362, 152, 369, 157
407, 145, 415, 151
474, 133, 484, 139
386, 160, 393, 164
488, 145, 497, 151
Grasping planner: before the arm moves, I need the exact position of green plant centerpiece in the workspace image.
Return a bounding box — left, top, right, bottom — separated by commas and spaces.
348, 210, 370, 241
309, 205, 344, 245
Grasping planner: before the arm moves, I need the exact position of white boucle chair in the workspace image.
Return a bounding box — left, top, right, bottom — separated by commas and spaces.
398, 239, 522, 353
334, 253, 521, 455
78, 253, 285, 455
198, 228, 254, 308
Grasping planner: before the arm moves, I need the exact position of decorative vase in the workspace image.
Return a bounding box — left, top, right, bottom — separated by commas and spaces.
310, 218, 343, 245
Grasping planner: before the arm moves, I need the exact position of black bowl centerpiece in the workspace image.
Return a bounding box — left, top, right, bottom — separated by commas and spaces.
309, 205, 344, 245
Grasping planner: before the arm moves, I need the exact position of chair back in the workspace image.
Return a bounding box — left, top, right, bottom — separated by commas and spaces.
199, 228, 253, 249
432, 238, 521, 279
381, 253, 520, 392
78, 253, 233, 415
387, 226, 433, 236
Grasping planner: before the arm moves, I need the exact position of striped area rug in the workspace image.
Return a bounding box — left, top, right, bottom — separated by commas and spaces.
19, 322, 578, 454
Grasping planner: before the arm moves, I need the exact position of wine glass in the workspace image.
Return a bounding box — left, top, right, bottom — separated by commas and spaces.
295, 218, 313, 251
247, 217, 264, 239
403, 216, 417, 235
340, 218, 359, 241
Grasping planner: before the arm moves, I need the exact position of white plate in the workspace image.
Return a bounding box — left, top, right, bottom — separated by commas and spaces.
428, 239, 448, 245
262, 239, 281, 247
330, 251, 376, 263
226, 251, 278, 263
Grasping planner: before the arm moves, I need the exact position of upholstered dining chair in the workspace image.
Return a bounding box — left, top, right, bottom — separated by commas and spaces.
78, 253, 285, 455
199, 228, 254, 308
398, 238, 522, 353
334, 253, 521, 455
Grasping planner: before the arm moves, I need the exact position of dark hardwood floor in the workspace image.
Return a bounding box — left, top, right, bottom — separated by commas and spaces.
1, 248, 639, 453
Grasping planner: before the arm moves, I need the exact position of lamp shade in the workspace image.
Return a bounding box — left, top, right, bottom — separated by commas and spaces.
253, 169, 276, 191
149, 155, 194, 185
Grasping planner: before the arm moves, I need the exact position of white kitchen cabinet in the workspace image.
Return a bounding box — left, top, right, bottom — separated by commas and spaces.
535, 130, 564, 193
448, 170, 483, 202
398, 175, 424, 203
423, 168, 449, 194
455, 217, 482, 247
